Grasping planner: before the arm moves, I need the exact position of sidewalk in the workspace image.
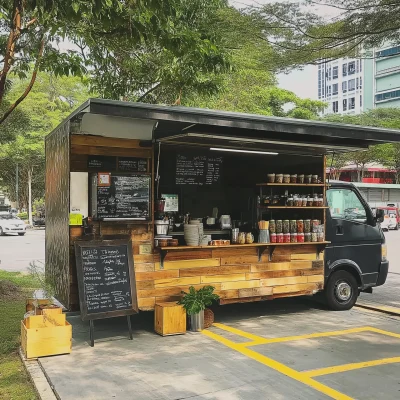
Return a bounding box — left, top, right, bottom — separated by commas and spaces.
359, 273, 400, 310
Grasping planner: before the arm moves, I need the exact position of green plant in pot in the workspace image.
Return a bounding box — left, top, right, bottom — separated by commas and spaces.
178, 285, 219, 331
27, 261, 60, 314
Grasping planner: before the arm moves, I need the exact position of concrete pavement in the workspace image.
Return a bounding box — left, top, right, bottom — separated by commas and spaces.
38, 299, 400, 400
0, 228, 45, 271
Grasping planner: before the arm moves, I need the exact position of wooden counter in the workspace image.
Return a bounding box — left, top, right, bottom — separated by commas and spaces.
134, 243, 328, 311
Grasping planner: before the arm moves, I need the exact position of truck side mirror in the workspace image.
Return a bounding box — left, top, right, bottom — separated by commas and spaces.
376, 209, 384, 223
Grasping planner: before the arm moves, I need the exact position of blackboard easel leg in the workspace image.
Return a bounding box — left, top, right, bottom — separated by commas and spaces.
90, 320, 94, 347
127, 315, 133, 340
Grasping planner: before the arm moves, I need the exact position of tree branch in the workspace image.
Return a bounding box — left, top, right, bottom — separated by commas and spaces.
0, 37, 45, 125
136, 82, 161, 102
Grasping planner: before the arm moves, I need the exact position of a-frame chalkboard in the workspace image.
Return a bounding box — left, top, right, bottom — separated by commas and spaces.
75, 239, 138, 346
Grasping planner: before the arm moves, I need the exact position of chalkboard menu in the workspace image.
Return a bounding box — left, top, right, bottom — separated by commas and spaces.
92, 174, 150, 220
118, 157, 148, 172
75, 240, 138, 320
176, 154, 222, 186
88, 155, 116, 170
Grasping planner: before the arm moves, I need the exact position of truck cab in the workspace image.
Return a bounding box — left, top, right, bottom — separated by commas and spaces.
324, 181, 388, 310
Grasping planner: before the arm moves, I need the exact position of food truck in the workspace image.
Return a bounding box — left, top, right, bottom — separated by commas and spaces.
45, 99, 398, 318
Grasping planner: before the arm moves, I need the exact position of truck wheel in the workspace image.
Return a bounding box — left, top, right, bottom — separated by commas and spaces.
325, 270, 358, 311
0, 227, 4, 236
395, 224, 399, 231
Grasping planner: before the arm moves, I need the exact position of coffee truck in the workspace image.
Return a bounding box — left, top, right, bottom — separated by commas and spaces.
45, 99, 397, 318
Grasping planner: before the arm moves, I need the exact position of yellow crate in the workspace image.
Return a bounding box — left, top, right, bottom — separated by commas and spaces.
21, 314, 72, 359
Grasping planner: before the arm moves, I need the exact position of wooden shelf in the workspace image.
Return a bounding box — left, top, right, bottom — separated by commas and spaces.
159, 242, 330, 251
258, 206, 328, 209
257, 183, 326, 187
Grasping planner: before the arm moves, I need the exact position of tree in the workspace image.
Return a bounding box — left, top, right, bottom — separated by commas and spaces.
251, 0, 400, 67
323, 108, 400, 182
0, 72, 91, 221
0, 0, 230, 126
185, 8, 325, 117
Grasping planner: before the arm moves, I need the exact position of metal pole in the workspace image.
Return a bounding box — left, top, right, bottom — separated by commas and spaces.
16, 163, 19, 212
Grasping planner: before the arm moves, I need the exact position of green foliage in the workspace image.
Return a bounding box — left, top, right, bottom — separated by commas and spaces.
324, 109, 400, 183
251, 1, 400, 67
17, 212, 28, 220
185, 8, 325, 117
0, 72, 91, 208
178, 285, 219, 316
27, 261, 56, 300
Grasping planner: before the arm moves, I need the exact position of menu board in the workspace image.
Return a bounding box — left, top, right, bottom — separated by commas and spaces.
94, 174, 150, 220
88, 155, 116, 170
118, 157, 148, 172
176, 154, 223, 186
75, 240, 138, 320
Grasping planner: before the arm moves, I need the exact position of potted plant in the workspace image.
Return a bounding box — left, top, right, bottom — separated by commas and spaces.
27, 261, 60, 315
178, 286, 219, 331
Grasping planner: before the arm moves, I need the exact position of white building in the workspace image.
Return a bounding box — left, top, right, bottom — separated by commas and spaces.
318, 58, 364, 115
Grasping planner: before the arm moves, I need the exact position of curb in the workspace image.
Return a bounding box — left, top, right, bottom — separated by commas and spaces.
19, 348, 58, 400
355, 303, 400, 317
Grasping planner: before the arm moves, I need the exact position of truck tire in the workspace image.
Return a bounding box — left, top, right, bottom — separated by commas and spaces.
325, 270, 358, 311
0, 227, 4, 236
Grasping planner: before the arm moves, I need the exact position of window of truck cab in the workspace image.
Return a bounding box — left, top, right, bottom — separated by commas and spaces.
327, 188, 367, 224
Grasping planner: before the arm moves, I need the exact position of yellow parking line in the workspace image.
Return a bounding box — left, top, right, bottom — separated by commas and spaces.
367, 326, 400, 340
302, 357, 400, 377
213, 323, 371, 347
202, 329, 353, 400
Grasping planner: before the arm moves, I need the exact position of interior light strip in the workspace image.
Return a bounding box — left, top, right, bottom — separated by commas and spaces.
210, 147, 278, 155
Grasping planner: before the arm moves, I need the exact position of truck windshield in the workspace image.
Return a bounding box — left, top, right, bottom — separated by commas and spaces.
327, 188, 367, 223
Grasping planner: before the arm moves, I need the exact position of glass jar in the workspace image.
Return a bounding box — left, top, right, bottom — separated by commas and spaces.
283, 233, 291, 243
307, 196, 313, 207
246, 232, 254, 244
269, 220, 276, 234
275, 173, 283, 183
270, 233, 277, 243
290, 220, 297, 233
304, 232, 311, 242
311, 232, 318, 242
290, 174, 297, 183
313, 194, 319, 207
287, 197, 294, 207
304, 219, 311, 233
277, 233, 284, 243
283, 174, 291, 183
295, 196, 302, 207
297, 220, 304, 233
238, 232, 246, 244
283, 220, 290, 234
312, 174, 319, 184
305, 174, 312, 184
267, 173, 275, 183
312, 220, 320, 232
317, 232, 324, 242
290, 233, 298, 243
317, 196, 324, 207
302, 196, 308, 207
276, 220, 283, 234
298, 174, 305, 184
272, 195, 280, 205
297, 233, 305, 243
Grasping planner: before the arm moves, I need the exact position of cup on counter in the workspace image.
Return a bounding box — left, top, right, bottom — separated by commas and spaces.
232, 228, 239, 244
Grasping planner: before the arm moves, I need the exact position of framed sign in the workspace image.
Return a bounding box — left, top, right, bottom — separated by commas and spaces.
162, 194, 179, 212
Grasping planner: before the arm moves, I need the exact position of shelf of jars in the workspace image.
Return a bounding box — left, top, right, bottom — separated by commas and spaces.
258, 206, 328, 209
256, 183, 326, 187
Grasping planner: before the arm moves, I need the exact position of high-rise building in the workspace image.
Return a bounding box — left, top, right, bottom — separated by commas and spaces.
318, 58, 364, 115
363, 44, 400, 110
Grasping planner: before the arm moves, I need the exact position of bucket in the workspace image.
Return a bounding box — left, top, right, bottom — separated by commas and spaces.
189, 310, 204, 331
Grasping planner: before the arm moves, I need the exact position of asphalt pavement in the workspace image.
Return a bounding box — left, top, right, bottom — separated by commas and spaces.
0, 228, 45, 271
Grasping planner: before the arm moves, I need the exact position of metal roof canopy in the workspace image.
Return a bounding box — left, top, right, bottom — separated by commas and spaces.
59, 98, 400, 155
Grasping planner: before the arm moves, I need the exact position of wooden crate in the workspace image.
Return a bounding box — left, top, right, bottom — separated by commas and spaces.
21, 314, 72, 359
154, 302, 186, 336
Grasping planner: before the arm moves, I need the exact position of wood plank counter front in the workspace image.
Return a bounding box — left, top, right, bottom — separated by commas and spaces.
135, 243, 328, 311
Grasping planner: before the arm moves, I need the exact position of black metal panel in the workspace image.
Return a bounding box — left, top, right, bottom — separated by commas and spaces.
45, 123, 70, 308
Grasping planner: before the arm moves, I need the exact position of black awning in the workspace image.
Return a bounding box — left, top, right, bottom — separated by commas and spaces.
53, 98, 400, 154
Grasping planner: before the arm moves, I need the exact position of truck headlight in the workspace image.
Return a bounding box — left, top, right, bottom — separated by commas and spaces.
382, 244, 387, 262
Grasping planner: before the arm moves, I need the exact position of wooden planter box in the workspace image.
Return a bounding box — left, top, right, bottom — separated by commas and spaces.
21, 313, 72, 359
155, 302, 186, 336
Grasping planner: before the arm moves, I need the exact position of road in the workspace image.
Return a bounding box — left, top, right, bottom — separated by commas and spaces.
0, 228, 45, 272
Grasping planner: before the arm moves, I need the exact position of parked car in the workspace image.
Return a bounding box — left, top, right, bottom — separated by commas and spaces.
372, 207, 400, 230
0, 214, 26, 236
33, 216, 45, 227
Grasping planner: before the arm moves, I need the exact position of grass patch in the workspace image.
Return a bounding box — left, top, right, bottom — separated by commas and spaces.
0, 270, 40, 400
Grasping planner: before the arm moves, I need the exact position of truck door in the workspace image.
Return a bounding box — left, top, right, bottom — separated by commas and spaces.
326, 186, 382, 287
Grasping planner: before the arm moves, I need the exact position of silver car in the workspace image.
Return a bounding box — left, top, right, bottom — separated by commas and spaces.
0, 213, 26, 236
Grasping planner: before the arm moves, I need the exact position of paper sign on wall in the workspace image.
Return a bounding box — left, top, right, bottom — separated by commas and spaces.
69, 213, 83, 226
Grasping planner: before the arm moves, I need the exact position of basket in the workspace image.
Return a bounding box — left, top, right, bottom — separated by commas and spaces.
204, 308, 214, 329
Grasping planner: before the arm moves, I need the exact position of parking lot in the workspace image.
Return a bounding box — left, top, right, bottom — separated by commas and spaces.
39, 298, 400, 400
